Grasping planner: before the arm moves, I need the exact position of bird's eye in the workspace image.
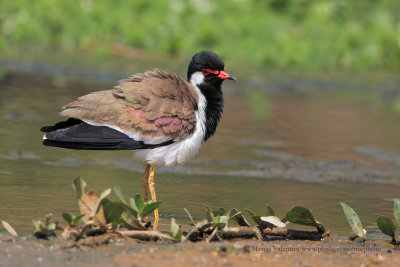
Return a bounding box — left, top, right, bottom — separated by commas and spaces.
201, 69, 210, 75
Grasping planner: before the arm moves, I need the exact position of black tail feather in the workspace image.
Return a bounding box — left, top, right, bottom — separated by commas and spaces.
42, 121, 173, 150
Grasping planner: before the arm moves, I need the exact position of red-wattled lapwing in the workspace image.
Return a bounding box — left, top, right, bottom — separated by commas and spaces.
40, 51, 236, 229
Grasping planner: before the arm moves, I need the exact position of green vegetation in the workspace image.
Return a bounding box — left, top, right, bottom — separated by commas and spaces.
341, 200, 400, 244
1, 175, 400, 253
0, 177, 330, 243
1, 0, 399, 70
2, 177, 400, 247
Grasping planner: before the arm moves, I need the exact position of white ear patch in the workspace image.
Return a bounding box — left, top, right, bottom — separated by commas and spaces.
190, 71, 205, 86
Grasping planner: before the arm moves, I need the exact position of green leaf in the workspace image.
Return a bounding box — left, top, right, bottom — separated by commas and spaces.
212, 211, 221, 217
213, 222, 226, 229
394, 199, 400, 228
71, 214, 85, 224
219, 215, 229, 230
243, 208, 257, 217
129, 197, 140, 214
72, 176, 86, 199
113, 186, 126, 204
162, 232, 175, 240
218, 208, 227, 215
134, 194, 145, 212
102, 199, 131, 224
266, 204, 275, 216
174, 231, 183, 241
340, 202, 366, 240
281, 206, 316, 226
1, 221, 18, 236
62, 213, 73, 224
377, 216, 396, 238
243, 209, 260, 224
140, 201, 161, 218
171, 218, 180, 236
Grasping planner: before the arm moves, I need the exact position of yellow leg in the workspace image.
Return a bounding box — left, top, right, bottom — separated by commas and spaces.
141, 164, 150, 202
148, 164, 159, 229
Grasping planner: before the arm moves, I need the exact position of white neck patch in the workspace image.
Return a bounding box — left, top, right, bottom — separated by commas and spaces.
190, 71, 205, 87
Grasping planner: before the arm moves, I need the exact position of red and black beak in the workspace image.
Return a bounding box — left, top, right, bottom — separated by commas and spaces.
218, 70, 237, 81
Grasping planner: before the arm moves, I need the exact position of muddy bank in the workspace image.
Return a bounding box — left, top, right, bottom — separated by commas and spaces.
0, 233, 399, 267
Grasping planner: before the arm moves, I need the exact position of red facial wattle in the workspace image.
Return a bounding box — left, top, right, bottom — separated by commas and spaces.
201, 68, 236, 81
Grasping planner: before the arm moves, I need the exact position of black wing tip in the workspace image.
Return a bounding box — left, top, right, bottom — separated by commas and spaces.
40, 118, 83, 133
43, 138, 121, 150
40, 126, 53, 133
41, 122, 175, 150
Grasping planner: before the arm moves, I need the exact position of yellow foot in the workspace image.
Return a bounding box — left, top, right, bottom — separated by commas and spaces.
148, 164, 159, 230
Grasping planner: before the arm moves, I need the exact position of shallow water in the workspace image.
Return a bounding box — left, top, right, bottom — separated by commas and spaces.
1, 68, 400, 236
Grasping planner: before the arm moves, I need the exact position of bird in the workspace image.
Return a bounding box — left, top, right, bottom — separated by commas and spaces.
40, 51, 236, 229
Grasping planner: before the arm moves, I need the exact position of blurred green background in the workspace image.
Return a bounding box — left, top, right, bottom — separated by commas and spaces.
1, 0, 399, 71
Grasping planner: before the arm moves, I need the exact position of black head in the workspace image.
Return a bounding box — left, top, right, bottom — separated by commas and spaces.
187, 51, 236, 86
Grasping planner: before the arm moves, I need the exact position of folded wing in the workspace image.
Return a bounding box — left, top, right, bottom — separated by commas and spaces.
42, 69, 198, 150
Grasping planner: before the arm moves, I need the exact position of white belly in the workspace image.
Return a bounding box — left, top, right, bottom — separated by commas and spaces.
133, 129, 204, 166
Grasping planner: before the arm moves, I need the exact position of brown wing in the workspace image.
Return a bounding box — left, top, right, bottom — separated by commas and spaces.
60, 69, 198, 142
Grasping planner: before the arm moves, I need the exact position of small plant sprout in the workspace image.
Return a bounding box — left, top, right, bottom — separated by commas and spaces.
61, 213, 85, 227
376, 216, 397, 243
162, 217, 200, 242
204, 205, 241, 231
375, 199, 400, 244
33, 213, 59, 239
101, 187, 161, 230
340, 202, 366, 240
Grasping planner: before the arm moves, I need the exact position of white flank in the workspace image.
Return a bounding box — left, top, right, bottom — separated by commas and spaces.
134, 71, 207, 166
42, 135, 47, 140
